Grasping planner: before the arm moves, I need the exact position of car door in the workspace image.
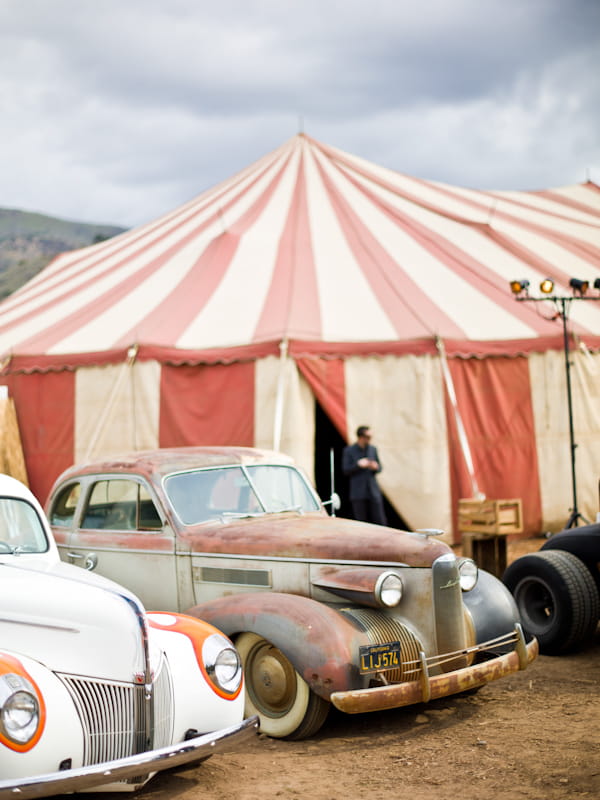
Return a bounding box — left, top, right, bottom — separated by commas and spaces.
50, 476, 179, 611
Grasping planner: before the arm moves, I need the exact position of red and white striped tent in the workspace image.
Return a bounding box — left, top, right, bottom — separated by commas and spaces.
1, 134, 600, 538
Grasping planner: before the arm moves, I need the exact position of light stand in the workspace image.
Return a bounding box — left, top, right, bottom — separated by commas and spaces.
511, 278, 600, 528
557, 296, 583, 528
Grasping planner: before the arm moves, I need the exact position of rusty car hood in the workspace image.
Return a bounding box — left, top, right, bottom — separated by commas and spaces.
178, 513, 451, 567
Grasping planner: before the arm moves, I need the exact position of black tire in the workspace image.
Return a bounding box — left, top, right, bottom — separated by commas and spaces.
503, 550, 600, 655
235, 632, 330, 739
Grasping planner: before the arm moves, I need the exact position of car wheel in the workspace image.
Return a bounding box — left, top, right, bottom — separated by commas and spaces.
235, 632, 329, 739
503, 550, 600, 655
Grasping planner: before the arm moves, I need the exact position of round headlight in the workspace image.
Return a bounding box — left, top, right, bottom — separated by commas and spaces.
0, 676, 40, 745
214, 647, 241, 688
375, 571, 403, 607
202, 634, 243, 695
458, 558, 478, 591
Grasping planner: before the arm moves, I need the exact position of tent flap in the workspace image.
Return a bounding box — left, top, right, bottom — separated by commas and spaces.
159, 362, 255, 447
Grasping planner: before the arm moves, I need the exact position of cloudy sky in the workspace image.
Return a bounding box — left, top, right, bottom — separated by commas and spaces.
1, 0, 599, 228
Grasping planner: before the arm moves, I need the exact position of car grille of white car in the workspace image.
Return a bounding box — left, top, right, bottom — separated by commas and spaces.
58, 655, 175, 768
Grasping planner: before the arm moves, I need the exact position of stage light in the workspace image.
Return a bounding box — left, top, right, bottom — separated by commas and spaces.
508, 273, 600, 528
569, 278, 589, 295
509, 279, 529, 295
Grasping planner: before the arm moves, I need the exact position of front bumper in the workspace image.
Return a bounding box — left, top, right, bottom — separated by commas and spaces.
0, 716, 259, 800
330, 627, 538, 714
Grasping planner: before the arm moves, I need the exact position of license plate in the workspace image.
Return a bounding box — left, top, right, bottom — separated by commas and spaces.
359, 641, 401, 674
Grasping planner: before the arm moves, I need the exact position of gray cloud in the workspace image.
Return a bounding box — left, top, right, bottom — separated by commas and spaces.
1, 0, 598, 226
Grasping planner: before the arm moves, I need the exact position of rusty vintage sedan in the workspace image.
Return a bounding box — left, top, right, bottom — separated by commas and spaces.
47, 447, 538, 739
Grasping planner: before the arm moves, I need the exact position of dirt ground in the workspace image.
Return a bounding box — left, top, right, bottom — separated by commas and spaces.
122, 539, 600, 799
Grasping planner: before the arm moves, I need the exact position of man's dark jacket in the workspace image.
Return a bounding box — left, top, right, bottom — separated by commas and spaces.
342, 443, 383, 501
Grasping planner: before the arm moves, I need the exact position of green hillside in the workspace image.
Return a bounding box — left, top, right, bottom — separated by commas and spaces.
0, 208, 126, 299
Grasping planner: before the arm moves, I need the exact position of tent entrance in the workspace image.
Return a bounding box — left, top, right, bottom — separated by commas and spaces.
313, 403, 408, 529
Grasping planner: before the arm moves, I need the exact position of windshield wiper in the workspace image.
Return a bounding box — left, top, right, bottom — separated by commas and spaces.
219, 511, 264, 520
268, 505, 303, 514
218, 505, 303, 520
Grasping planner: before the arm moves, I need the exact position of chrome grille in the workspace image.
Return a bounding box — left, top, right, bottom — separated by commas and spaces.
195, 565, 271, 587
59, 656, 174, 768
153, 656, 175, 749
60, 675, 144, 764
340, 608, 423, 682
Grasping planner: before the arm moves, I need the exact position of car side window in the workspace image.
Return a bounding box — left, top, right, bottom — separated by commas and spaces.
81, 479, 162, 531
138, 484, 162, 530
50, 482, 81, 527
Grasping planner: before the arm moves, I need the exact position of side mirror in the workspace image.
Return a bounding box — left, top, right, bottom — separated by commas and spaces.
323, 492, 341, 512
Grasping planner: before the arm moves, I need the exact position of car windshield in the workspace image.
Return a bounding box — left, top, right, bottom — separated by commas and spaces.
164, 464, 320, 525
0, 497, 49, 553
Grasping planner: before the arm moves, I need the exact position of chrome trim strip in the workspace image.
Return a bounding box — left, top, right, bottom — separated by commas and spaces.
189, 552, 413, 568
0, 616, 79, 633
59, 543, 411, 569
119, 595, 153, 749
0, 716, 259, 800
59, 543, 173, 557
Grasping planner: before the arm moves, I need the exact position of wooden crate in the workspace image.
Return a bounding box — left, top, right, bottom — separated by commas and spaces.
461, 532, 508, 578
458, 498, 523, 535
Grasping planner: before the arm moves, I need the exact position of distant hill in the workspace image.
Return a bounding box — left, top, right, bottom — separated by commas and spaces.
0, 208, 126, 299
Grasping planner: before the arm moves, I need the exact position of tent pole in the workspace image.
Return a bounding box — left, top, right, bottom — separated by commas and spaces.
273, 338, 289, 451
436, 336, 481, 499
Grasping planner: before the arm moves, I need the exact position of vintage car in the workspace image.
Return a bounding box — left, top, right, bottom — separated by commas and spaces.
0, 473, 257, 798
47, 447, 538, 740
503, 515, 600, 655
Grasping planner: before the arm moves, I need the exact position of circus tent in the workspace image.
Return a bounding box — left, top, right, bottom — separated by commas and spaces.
1, 134, 600, 538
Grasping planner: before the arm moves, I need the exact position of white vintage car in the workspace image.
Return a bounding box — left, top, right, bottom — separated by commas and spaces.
0, 474, 257, 798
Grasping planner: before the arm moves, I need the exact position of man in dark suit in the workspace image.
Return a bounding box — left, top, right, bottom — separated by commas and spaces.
342, 425, 387, 525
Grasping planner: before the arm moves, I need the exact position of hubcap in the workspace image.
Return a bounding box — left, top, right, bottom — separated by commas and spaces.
515, 578, 555, 634
246, 643, 297, 716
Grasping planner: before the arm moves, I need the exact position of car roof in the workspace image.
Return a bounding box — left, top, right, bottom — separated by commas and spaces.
54, 446, 296, 484
0, 473, 36, 500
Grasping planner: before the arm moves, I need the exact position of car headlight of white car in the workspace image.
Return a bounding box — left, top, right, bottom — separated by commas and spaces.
202, 634, 243, 695
0, 673, 41, 746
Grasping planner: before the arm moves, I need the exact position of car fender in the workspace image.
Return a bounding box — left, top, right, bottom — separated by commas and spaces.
186, 592, 370, 699
463, 569, 524, 647
0, 650, 84, 778
541, 524, 600, 592
147, 613, 245, 736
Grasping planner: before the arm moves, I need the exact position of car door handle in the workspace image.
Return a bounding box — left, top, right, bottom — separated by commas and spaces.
67, 551, 98, 571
